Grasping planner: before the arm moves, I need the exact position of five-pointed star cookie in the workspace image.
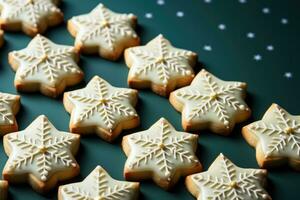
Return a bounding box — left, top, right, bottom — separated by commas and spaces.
243, 103, 300, 170
68, 3, 140, 60
2, 115, 80, 193
0, 92, 20, 135
58, 166, 139, 200
9, 34, 84, 98
0, 0, 63, 36
122, 118, 202, 189
186, 153, 271, 200
169, 69, 251, 135
125, 34, 197, 97
63, 76, 139, 142
0, 180, 8, 200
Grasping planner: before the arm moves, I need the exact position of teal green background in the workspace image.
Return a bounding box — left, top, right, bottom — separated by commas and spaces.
0, 0, 299, 199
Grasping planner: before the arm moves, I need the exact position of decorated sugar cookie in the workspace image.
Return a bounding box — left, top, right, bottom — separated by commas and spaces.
122, 118, 202, 189
9, 34, 84, 98
0, 180, 8, 200
125, 34, 197, 97
68, 3, 140, 60
186, 153, 271, 200
58, 166, 139, 200
2, 115, 80, 193
63, 76, 139, 142
243, 103, 300, 170
169, 69, 251, 135
0, 92, 20, 135
0, 0, 63, 36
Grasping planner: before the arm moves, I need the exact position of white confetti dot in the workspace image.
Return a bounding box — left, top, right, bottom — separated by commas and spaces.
204, 0, 212, 3
218, 24, 226, 30
176, 11, 184, 17
262, 7, 270, 14
247, 32, 255, 39
239, 0, 247, 3
203, 45, 212, 51
284, 72, 292, 79
253, 54, 262, 61
145, 13, 153, 19
266, 45, 274, 51
281, 18, 288, 24
157, 0, 165, 5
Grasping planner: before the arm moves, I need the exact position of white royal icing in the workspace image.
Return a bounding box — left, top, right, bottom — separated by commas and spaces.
59, 166, 139, 200
188, 153, 271, 200
0, 92, 19, 127
3, 115, 80, 182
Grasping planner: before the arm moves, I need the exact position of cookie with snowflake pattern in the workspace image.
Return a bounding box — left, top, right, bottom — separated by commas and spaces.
186, 153, 271, 200
0, 0, 63, 36
243, 104, 300, 170
2, 115, 80, 193
125, 34, 197, 97
58, 165, 139, 200
0, 180, 8, 200
0, 92, 20, 135
63, 76, 139, 142
9, 34, 84, 98
68, 3, 140, 60
122, 118, 202, 189
169, 69, 251, 135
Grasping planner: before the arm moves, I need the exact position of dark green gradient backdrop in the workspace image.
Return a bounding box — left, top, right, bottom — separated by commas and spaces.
0, 0, 299, 199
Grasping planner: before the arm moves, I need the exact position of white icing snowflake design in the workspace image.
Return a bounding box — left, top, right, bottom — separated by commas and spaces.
188, 154, 271, 200
3, 115, 80, 182
59, 166, 139, 200
0, 92, 19, 126
247, 104, 300, 159
123, 118, 201, 188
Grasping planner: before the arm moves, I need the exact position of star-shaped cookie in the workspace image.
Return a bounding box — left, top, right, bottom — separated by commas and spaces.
243, 103, 300, 170
58, 166, 139, 200
125, 34, 197, 97
169, 69, 251, 135
0, 180, 8, 200
186, 153, 271, 200
2, 115, 80, 193
63, 76, 139, 142
68, 3, 140, 60
9, 34, 84, 98
0, 0, 64, 36
122, 118, 202, 189
0, 92, 20, 135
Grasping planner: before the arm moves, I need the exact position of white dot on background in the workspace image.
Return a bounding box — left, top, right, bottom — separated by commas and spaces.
203, 45, 212, 51
266, 45, 274, 51
239, 0, 247, 3
281, 18, 288, 24
157, 0, 165, 5
262, 7, 270, 14
145, 13, 153, 19
247, 32, 255, 39
284, 72, 293, 79
253, 54, 262, 61
204, 0, 212, 3
176, 11, 184, 17
218, 24, 226, 30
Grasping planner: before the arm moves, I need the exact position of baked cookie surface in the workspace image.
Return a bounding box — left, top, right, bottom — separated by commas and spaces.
9, 34, 84, 98
243, 103, 300, 170
0, 0, 63, 36
122, 118, 202, 190
58, 165, 139, 200
2, 115, 80, 193
170, 69, 251, 135
125, 34, 197, 96
186, 153, 271, 200
0, 180, 8, 200
63, 76, 139, 142
68, 3, 139, 60
0, 92, 20, 135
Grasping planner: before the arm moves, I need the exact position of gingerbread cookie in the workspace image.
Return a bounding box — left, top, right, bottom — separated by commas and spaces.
63, 76, 139, 142
243, 103, 300, 170
125, 34, 197, 97
186, 153, 271, 200
2, 115, 80, 193
68, 3, 140, 60
0, 0, 63, 36
9, 34, 84, 98
169, 69, 251, 135
58, 166, 139, 200
0, 92, 20, 135
122, 118, 202, 190
0, 180, 8, 200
